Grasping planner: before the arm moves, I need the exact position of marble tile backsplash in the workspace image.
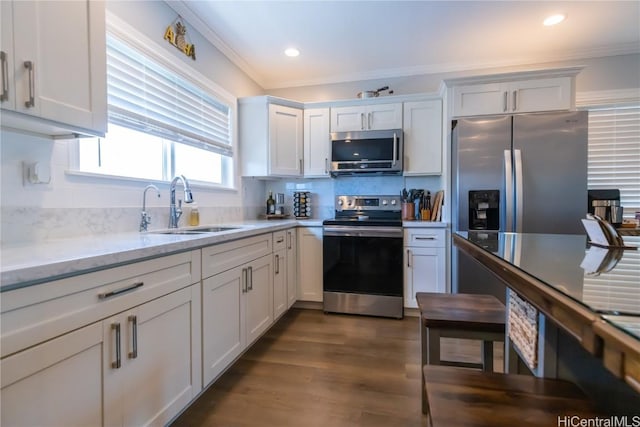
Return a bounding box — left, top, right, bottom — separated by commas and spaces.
1, 206, 262, 245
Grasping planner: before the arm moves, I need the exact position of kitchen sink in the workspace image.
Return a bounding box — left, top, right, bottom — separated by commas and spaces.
149, 226, 240, 235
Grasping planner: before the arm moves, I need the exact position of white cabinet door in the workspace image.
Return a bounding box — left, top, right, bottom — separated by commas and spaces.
303, 107, 331, 177
286, 228, 298, 308
403, 246, 446, 308
452, 83, 506, 117
273, 248, 287, 319
368, 103, 403, 130
330, 103, 402, 131
403, 100, 443, 175
1, 1, 15, 111
269, 104, 303, 176
510, 77, 572, 113
1, 322, 104, 427
330, 105, 365, 131
245, 254, 273, 345
8, 0, 106, 134
297, 226, 323, 302
104, 285, 200, 427
202, 265, 245, 386
452, 77, 573, 117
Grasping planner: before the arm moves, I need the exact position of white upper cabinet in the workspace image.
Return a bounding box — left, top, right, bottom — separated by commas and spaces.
240, 97, 303, 177
403, 99, 443, 176
450, 70, 578, 117
1, 0, 107, 136
330, 103, 402, 131
303, 107, 331, 177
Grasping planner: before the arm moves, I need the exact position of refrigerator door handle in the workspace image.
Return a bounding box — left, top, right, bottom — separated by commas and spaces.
514, 149, 524, 233
504, 150, 514, 232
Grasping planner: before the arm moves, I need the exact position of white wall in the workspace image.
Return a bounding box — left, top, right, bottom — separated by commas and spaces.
1, 0, 266, 244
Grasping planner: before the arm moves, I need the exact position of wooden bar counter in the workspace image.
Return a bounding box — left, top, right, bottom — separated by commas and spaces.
453, 231, 640, 410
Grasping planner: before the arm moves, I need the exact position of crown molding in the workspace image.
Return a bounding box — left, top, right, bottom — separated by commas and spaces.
165, 1, 266, 88
161, 2, 639, 91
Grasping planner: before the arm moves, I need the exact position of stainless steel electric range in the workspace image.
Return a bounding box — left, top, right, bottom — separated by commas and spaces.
322, 195, 404, 319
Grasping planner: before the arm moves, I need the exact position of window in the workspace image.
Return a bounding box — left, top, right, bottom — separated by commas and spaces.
74, 25, 235, 188
587, 104, 640, 218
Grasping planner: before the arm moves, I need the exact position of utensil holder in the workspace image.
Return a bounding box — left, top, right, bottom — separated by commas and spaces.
402, 202, 415, 220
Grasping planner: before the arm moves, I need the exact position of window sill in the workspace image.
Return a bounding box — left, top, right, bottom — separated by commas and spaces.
65, 169, 238, 192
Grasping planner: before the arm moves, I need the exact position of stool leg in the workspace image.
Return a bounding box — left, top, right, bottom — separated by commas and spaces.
481, 340, 494, 372
427, 328, 441, 365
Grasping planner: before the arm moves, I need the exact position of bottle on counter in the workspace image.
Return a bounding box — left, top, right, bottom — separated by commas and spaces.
266, 192, 276, 215
189, 203, 200, 226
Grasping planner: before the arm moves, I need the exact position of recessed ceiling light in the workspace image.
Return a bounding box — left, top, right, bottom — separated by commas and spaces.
543, 14, 566, 26
284, 48, 300, 57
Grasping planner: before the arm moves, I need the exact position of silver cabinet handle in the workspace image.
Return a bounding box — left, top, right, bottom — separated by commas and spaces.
1, 51, 8, 102
415, 236, 436, 240
368, 112, 372, 129
324, 158, 328, 175
98, 281, 144, 299
299, 158, 303, 174
360, 112, 365, 130
275, 254, 280, 274
23, 61, 34, 108
512, 90, 518, 111
128, 315, 138, 359
111, 323, 121, 369
248, 266, 253, 291
287, 231, 292, 249
242, 268, 247, 293
406, 249, 412, 268
503, 91, 508, 112
276, 237, 284, 244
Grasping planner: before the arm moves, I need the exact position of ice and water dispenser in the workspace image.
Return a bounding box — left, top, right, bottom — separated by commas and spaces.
468, 190, 500, 230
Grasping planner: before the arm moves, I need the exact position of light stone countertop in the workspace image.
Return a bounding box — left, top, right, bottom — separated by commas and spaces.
402, 221, 449, 228
0, 220, 301, 291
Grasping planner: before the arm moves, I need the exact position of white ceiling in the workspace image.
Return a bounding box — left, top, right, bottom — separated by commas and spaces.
169, 1, 640, 89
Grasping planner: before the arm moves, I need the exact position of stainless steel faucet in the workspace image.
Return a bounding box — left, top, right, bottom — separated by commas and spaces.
168, 175, 194, 228
140, 184, 161, 232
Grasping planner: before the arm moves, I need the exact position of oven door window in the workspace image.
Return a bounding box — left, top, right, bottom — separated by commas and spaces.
323, 234, 403, 296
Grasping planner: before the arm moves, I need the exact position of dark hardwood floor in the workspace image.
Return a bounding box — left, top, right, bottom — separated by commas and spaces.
172, 308, 502, 427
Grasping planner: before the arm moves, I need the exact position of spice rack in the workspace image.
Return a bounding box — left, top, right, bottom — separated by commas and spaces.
293, 192, 311, 219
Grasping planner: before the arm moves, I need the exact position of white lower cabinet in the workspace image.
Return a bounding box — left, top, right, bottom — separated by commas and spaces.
297, 226, 323, 302
403, 228, 447, 308
286, 228, 298, 308
201, 234, 274, 386
0, 251, 200, 427
273, 231, 287, 319
1, 322, 104, 427
104, 284, 201, 427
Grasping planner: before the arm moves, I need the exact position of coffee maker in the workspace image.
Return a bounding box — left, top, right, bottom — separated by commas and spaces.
588, 189, 623, 226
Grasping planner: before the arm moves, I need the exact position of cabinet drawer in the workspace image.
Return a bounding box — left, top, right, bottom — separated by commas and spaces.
404, 228, 447, 248
273, 231, 287, 252
1, 251, 197, 358
202, 233, 272, 279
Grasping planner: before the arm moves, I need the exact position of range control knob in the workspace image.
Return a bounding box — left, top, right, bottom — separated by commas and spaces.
338, 199, 344, 206
382, 199, 388, 206
390, 199, 397, 206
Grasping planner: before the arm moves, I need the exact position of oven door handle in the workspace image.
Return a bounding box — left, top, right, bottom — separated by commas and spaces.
323, 226, 402, 238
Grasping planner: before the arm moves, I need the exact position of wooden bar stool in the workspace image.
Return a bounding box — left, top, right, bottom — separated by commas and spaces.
416, 292, 506, 414
423, 365, 598, 427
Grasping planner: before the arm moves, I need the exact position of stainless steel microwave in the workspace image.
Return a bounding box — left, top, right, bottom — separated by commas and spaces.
330, 129, 403, 176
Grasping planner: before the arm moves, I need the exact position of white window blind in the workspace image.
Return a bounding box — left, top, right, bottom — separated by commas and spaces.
107, 34, 233, 157
588, 105, 640, 217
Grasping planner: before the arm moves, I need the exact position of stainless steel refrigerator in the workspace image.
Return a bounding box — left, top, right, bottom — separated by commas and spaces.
451, 111, 588, 301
